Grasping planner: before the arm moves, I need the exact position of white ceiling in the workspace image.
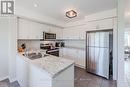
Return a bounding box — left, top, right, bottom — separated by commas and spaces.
16, 0, 117, 23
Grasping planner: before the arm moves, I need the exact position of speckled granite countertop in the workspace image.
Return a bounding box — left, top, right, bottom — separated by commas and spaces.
17, 53, 74, 78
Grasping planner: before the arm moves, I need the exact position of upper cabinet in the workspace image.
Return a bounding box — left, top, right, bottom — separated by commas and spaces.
98, 18, 113, 29
18, 18, 63, 39
49, 27, 63, 39
86, 18, 113, 30
18, 17, 114, 40
63, 18, 114, 40
63, 28, 80, 39
63, 26, 85, 40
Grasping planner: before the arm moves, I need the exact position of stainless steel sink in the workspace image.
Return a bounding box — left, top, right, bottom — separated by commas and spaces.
27, 53, 42, 60
23, 52, 49, 60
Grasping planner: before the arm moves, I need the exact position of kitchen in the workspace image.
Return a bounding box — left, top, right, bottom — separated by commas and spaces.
16, 9, 117, 87
0, 0, 125, 87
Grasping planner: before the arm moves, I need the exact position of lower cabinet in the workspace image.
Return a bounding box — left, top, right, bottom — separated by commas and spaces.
60, 48, 86, 69
16, 55, 29, 87
77, 50, 86, 68
16, 55, 74, 87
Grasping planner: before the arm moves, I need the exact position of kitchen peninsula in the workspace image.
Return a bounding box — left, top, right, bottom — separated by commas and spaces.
16, 53, 74, 87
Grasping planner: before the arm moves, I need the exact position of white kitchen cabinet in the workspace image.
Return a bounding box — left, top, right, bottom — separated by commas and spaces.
28, 21, 41, 39
63, 27, 86, 39
18, 18, 62, 39
98, 18, 113, 29
18, 18, 50, 39
59, 48, 63, 57
86, 21, 99, 30
62, 48, 86, 68
63, 29, 71, 39
62, 48, 72, 59
63, 18, 114, 40
63, 28, 80, 39
86, 18, 113, 31
18, 18, 30, 39
16, 55, 29, 87
50, 27, 63, 39
77, 50, 86, 68
16, 54, 74, 87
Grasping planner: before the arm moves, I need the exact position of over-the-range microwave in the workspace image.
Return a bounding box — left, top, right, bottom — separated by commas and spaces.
43, 32, 56, 40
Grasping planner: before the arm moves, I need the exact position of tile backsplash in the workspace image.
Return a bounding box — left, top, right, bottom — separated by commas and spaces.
18, 40, 54, 50
18, 40, 86, 50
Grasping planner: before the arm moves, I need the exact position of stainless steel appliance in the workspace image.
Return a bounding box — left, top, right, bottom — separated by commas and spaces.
46, 49, 59, 57
43, 32, 56, 40
40, 43, 59, 57
86, 30, 113, 79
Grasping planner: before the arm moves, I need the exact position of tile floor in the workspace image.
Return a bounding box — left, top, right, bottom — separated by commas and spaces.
75, 67, 117, 87
0, 67, 117, 87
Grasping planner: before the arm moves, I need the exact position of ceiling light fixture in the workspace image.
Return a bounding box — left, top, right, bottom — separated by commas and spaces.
66, 10, 77, 18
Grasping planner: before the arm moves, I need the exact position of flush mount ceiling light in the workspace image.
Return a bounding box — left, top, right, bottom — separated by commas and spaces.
66, 10, 77, 18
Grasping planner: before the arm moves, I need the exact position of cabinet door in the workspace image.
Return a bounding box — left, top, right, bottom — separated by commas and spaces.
69, 49, 78, 61
18, 18, 41, 39
63, 28, 80, 39
62, 48, 77, 60
18, 19, 30, 39
16, 56, 29, 87
79, 26, 86, 40
63, 29, 71, 39
63, 29, 70, 39
50, 27, 63, 39
59, 48, 63, 57
86, 21, 99, 30
28, 21, 41, 39
98, 19, 113, 29
77, 50, 86, 68
85, 18, 113, 31
62, 48, 68, 58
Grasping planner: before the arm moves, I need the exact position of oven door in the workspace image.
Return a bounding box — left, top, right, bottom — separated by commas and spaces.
46, 50, 59, 57
43, 32, 56, 40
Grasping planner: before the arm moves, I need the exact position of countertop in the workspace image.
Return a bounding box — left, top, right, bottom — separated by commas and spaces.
17, 53, 74, 78
56, 47, 85, 50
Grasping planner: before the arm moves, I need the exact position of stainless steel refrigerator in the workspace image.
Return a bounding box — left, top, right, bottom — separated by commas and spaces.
86, 30, 113, 79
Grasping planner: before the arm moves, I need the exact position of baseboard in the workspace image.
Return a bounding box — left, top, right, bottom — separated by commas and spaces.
0, 76, 9, 81
9, 77, 16, 83
75, 64, 86, 69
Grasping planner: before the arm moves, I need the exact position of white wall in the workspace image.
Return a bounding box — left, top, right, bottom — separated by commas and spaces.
0, 17, 9, 80
8, 17, 17, 82
117, 0, 127, 87
0, 17, 17, 82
